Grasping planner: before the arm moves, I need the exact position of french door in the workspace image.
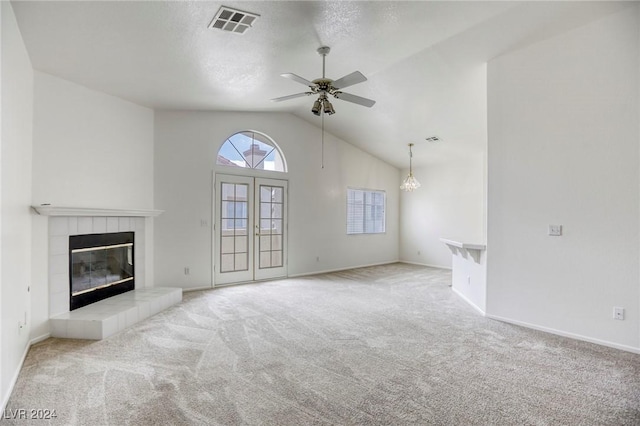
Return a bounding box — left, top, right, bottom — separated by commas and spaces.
214, 174, 288, 285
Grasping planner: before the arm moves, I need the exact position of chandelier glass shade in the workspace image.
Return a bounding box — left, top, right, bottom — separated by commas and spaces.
400, 143, 421, 192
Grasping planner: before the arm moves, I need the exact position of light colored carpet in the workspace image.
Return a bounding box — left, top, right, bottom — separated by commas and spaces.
4, 263, 640, 425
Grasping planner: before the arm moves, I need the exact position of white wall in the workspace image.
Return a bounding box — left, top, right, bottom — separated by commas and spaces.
451, 249, 486, 314
154, 111, 400, 289
1, 1, 34, 409
32, 72, 154, 209
400, 154, 486, 269
487, 6, 640, 351
30, 72, 155, 339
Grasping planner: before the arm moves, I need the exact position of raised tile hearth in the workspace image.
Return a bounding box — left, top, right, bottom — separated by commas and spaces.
32, 205, 171, 339
50, 287, 182, 340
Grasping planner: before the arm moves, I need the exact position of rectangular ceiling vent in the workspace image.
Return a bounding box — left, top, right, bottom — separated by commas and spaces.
209, 6, 259, 35
425, 136, 440, 142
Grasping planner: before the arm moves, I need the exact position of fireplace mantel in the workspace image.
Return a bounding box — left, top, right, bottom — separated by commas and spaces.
32, 205, 163, 217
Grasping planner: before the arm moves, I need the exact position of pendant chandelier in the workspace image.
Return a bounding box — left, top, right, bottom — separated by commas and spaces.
400, 143, 421, 192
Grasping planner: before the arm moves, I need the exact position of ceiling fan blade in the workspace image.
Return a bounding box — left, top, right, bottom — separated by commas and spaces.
271, 92, 313, 102
281, 73, 315, 87
333, 91, 376, 108
332, 71, 367, 90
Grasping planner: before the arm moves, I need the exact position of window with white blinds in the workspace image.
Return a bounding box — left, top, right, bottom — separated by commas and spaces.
347, 188, 386, 234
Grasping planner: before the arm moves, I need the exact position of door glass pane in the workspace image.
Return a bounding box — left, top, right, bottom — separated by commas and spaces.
271, 219, 282, 235
222, 183, 236, 200
260, 202, 271, 219
272, 251, 282, 267
261, 186, 271, 202
220, 182, 249, 273
272, 235, 282, 250
260, 252, 271, 268
235, 184, 247, 200
260, 235, 271, 252
235, 253, 248, 270
221, 254, 234, 272
221, 236, 234, 254
272, 204, 282, 219
272, 187, 283, 202
258, 184, 285, 270
235, 202, 247, 218
235, 236, 247, 253
221, 201, 234, 218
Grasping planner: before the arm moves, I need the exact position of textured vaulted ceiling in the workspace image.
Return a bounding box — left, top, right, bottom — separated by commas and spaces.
11, 1, 629, 168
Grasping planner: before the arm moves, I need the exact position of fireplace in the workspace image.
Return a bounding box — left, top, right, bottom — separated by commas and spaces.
69, 232, 134, 310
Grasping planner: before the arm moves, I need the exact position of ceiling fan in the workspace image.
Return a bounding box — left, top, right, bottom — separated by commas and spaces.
271, 46, 376, 116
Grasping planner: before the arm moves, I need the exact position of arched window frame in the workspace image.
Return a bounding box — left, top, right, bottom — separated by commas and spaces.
216, 131, 287, 173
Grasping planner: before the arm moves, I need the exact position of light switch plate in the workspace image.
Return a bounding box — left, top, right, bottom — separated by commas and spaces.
614, 307, 624, 320
548, 225, 562, 236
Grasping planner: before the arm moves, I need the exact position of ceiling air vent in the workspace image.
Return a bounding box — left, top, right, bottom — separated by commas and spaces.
209, 6, 259, 35
425, 136, 440, 142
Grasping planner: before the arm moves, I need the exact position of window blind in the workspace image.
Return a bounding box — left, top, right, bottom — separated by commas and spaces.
347, 188, 385, 234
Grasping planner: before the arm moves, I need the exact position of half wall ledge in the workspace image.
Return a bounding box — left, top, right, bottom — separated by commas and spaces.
440, 238, 486, 263
31, 205, 164, 217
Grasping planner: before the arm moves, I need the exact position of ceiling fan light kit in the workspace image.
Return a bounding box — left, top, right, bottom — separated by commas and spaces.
272, 46, 376, 116
311, 99, 322, 116
323, 98, 335, 115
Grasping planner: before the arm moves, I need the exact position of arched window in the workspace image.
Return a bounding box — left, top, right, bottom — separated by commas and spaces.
216, 131, 286, 172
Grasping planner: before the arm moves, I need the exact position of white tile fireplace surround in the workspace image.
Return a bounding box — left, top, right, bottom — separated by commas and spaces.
48, 214, 146, 316
33, 206, 181, 339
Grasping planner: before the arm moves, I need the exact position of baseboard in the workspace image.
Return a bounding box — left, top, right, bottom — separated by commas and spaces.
183, 285, 213, 292
451, 287, 486, 316
30, 333, 50, 345
399, 260, 452, 270
288, 260, 400, 278
0, 333, 52, 412
486, 314, 640, 355
205, 261, 435, 286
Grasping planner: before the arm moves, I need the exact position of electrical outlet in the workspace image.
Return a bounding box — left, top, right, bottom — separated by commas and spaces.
200, 219, 208, 227
613, 307, 625, 320
548, 225, 562, 236
417, 250, 421, 256
467, 276, 471, 285
316, 256, 320, 262
184, 267, 190, 275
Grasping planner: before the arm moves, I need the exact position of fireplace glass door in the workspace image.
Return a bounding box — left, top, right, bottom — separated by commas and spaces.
69, 231, 135, 310
71, 243, 134, 296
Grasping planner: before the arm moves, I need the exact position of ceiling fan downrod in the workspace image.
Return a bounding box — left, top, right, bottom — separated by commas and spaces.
317, 46, 330, 79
